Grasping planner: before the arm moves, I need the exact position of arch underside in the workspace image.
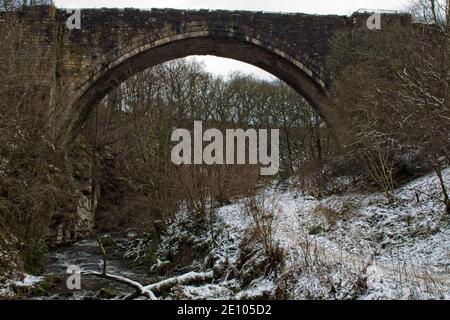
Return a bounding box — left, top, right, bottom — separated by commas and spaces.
69, 34, 333, 139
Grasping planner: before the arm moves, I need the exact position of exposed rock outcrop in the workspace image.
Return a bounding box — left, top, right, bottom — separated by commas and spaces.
48, 144, 99, 246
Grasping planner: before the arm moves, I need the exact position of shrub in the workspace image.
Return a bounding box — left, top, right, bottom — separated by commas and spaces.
18, 238, 47, 275
240, 192, 285, 280
313, 204, 340, 227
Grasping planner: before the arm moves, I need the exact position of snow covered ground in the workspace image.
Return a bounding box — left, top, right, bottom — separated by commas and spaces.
0, 273, 43, 298
1, 168, 448, 300
175, 168, 450, 300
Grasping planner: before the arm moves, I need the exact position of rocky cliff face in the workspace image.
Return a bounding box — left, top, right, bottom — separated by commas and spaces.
48, 145, 99, 246
50, 190, 97, 245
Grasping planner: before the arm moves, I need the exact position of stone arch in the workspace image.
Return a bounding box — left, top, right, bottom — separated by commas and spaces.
66, 30, 336, 141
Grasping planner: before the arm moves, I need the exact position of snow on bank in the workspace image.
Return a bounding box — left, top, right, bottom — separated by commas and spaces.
0, 273, 43, 297
13, 274, 43, 287
2, 169, 447, 300
211, 168, 450, 299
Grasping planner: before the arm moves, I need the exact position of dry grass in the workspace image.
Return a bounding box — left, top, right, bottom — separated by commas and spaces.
313, 204, 340, 227
240, 192, 285, 278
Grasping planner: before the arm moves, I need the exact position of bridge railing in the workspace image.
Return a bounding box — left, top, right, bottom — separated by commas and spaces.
356, 8, 404, 14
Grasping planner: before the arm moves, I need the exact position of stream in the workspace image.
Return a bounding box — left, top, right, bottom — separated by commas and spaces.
36, 235, 155, 300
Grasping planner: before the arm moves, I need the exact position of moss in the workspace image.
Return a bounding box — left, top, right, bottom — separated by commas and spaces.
98, 236, 116, 248
11, 274, 60, 298
308, 225, 323, 235
32, 285, 49, 297
32, 274, 64, 296
97, 287, 117, 299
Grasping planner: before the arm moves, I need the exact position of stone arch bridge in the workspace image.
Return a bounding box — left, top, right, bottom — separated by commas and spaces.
9, 6, 411, 141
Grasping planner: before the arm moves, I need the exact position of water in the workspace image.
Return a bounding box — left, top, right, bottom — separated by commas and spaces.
39, 236, 155, 300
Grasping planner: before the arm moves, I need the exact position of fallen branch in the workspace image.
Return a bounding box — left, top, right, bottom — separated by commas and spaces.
81, 237, 156, 299
82, 270, 214, 300
144, 271, 214, 294
97, 237, 107, 275
82, 270, 157, 300
82, 238, 214, 300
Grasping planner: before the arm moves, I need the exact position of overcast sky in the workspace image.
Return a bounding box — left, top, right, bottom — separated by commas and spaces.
54, 0, 412, 79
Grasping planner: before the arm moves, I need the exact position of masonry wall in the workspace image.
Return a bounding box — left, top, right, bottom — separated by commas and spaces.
53, 8, 351, 88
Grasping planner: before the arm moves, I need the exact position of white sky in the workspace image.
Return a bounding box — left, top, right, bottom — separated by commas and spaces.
55, 0, 412, 79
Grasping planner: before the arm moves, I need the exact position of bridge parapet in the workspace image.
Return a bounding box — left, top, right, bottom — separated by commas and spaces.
1, 5, 413, 142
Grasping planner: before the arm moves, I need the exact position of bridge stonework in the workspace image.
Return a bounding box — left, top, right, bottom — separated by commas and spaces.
8, 6, 412, 140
